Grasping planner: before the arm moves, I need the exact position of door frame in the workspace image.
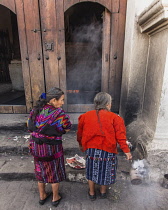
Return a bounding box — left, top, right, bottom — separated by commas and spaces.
0, 0, 32, 113
63, 0, 126, 113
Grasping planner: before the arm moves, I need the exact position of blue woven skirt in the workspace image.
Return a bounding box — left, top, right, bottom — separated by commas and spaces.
86, 148, 117, 185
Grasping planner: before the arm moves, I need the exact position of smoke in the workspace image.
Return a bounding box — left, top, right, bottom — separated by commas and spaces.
66, 21, 102, 104
132, 159, 149, 180
72, 21, 102, 48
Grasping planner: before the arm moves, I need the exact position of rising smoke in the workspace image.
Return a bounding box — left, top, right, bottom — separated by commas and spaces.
66, 21, 102, 104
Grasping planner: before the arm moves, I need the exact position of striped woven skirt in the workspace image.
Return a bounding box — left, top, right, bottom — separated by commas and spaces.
86, 148, 117, 185
29, 139, 66, 183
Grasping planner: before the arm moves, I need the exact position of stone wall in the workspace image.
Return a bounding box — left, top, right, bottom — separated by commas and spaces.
9, 60, 24, 91
122, 0, 168, 181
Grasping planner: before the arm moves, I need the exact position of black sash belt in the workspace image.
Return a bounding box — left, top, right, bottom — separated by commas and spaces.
32, 136, 62, 145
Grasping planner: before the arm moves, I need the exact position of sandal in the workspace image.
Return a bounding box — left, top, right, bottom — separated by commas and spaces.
88, 191, 96, 201
100, 192, 107, 199
39, 192, 52, 205
52, 196, 62, 207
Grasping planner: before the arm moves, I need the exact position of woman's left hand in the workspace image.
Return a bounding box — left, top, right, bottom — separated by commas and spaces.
79, 145, 84, 152
65, 129, 70, 132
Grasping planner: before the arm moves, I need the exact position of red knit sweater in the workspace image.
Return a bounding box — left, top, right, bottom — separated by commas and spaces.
77, 110, 130, 154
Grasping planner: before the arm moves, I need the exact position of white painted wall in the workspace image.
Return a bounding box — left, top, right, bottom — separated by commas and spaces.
120, 0, 152, 124
122, 0, 168, 180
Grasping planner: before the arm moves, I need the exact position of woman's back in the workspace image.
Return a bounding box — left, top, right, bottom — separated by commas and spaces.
77, 109, 128, 154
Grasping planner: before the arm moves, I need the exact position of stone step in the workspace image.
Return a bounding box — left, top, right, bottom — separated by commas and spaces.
0, 130, 81, 155
0, 129, 132, 183
0, 114, 28, 130
0, 154, 87, 183
0, 130, 127, 155
0, 154, 131, 183
0, 114, 78, 130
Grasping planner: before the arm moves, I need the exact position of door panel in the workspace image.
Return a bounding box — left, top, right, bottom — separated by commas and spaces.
15, 0, 32, 112
55, 0, 67, 110
23, 0, 45, 105
39, 0, 59, 91
109, 0, 127, 112
102, 8, 111, 92
112, 0, 120, 13
115, 0, 127, 111
109, 12, 119, 112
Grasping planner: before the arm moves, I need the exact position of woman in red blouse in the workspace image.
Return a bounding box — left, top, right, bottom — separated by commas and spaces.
77, 92, 132, 200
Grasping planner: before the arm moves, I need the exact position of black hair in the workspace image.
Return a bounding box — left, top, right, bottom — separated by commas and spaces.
32, 87, 64, 121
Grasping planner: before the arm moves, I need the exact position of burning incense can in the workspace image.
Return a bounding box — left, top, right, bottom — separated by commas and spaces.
130, 168, 142, 185
162, 174, 168, 189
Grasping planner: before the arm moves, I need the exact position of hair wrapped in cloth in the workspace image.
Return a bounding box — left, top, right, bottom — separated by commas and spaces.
40, 93, 46, 99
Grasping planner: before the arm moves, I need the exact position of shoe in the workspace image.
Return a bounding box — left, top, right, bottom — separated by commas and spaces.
100, 192, 107, 199
88, 191, 96, 201
52, 196, 62, 207
39, 192, 52, 205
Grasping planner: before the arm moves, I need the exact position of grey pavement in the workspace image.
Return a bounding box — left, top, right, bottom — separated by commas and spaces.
0, 129, 131, 183
0, 119, 168, 210
0, 180, 168, 210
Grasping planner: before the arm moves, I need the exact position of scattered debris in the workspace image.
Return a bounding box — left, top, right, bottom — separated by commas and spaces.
23, 135, 30, 142
13, 136, 19, 141
66, 154, 86, 169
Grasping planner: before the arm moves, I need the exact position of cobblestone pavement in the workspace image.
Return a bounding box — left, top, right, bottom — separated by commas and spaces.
0, 180, 168, 210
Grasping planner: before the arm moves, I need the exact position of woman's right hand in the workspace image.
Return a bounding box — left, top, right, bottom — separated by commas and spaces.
125, 152, 132, 160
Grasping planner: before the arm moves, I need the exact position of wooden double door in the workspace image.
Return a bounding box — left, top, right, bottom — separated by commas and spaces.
0, 0, 127, 113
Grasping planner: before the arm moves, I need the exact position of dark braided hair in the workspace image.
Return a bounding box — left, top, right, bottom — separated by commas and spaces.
94, 92, 112, 134
32, 87, 64, 121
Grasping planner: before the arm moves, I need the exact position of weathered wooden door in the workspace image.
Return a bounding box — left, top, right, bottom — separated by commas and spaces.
0, 0, 126, 114
17, 0, 65, 111
23, 0, 66, 109
63, 0, 127, 113
23, 0, 45, 107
